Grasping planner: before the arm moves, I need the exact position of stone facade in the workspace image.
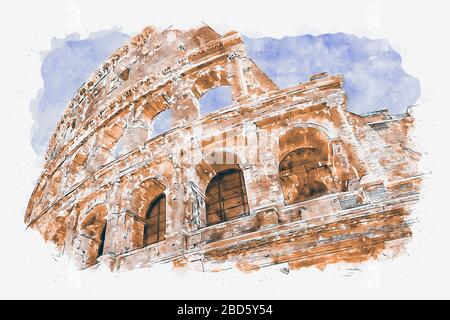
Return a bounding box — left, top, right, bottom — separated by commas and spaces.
25, 26, 423, 272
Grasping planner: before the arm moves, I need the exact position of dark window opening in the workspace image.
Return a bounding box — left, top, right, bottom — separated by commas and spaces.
97, 224, 107, 259
119, 68, 130, 81
205, 169, 249, 226
144, 194, 166, 246
279, 147, 335, 205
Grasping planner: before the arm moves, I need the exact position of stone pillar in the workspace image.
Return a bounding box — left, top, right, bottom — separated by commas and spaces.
102, 178, 139, 256
329, 96, 384, 185
188, 181, 207, 231
72, 234, 102, 269
227, 50, 250, 102
253, 128, 285, 207
101, 180, 121, 256
162, 146, 189, 256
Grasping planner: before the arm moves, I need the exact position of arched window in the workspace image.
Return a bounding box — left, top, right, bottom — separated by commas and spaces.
205, 169, 249, 226
199, 86, 233, 116
279, 147, 335, 205
144, 194, 166, 246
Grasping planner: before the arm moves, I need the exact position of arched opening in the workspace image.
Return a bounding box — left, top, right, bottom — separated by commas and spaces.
199, 86, 233, 116
205, 169, 249, 226
278, 127, 338, 205
144, 194, 166, 246
97, 224, 107, 259
77, 204, 108, 267
152, 109, 173, 137
129, 178, 167, 248
279, 147, 335, 205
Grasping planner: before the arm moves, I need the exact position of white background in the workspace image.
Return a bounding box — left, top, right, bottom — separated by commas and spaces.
0, 0, 449, 299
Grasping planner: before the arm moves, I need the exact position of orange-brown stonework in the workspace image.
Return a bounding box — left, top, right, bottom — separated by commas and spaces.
25, 25, 423, 272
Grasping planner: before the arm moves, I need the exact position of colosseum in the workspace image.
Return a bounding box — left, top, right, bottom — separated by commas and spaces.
25, 25, 423, 272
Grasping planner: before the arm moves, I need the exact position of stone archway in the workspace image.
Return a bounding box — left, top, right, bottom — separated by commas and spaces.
278, 127, 339, 205
127, 178, 167, 249
76, 204, 109, 268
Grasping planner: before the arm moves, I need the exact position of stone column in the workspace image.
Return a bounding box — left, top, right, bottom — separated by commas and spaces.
188, 181, 207, 231
227, 50, 250, 102
102, 178, 139, 257
329, 96, 384, 186
161, 146, 189, 257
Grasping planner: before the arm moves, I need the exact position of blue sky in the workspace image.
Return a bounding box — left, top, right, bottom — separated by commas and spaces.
31, 30, 420, 155
30, 31, 130, 156
244, 34, 420, 115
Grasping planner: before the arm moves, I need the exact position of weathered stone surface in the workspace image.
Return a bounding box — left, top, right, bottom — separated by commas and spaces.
25, 25, 423, 272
